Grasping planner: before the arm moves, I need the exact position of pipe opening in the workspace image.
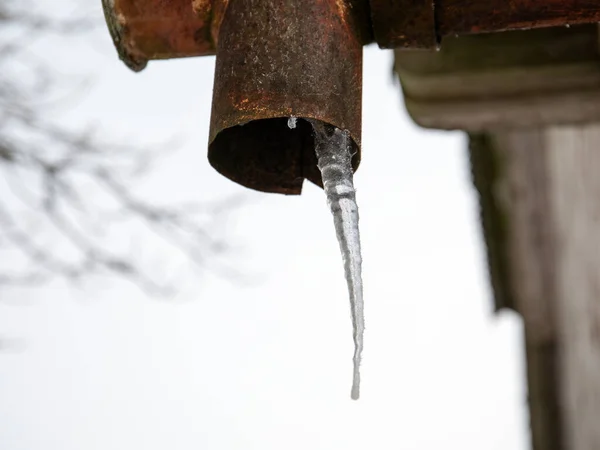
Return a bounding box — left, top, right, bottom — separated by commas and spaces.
208, 118, 360, 195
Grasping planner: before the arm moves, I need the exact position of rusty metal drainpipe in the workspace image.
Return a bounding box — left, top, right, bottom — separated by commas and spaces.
208, 0, 371, 194
102, 0, 372, 194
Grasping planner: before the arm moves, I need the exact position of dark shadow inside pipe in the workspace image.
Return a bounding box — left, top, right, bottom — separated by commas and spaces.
208, 118, 360, 195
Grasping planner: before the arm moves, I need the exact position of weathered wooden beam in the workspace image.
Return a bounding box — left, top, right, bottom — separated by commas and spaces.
469, 126, 600, 450
395, 17, 600, 450
395, 25, 600, 130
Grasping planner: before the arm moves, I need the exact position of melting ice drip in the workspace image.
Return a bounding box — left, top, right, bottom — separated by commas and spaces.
306, 119, 365, 400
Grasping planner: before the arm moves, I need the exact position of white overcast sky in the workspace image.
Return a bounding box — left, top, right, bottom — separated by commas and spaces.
1, 1, 529, 449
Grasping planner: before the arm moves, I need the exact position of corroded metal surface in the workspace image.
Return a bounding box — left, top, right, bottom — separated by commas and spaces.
370, 0, 437, 49
206, 0, 229, 48
103, 0, 600, 65
437, 0, 600, 36
102, 0, 214, 70
207, 0, 366, 194
369, 0, 600, 50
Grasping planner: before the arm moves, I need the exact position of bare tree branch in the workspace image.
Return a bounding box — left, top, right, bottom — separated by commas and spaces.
0, 0, 243, 294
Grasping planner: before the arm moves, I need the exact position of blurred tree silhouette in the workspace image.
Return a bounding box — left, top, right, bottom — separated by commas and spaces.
0, 1, 240, 293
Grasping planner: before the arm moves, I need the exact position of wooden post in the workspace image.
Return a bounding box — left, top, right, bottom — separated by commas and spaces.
395, 25, 600, 448
470, 126, 600, 450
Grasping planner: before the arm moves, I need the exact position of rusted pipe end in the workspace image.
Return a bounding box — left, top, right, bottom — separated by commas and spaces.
101, 0, 215, 72
101, 0, 148, 71
208, 0, 365, 195
209, 118, 360, 195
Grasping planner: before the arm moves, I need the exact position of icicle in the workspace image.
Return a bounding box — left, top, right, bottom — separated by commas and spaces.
310, 120, 364, 400
287, 116, 297, 129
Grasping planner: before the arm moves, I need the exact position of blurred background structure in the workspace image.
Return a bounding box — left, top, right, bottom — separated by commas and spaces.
9, 1, 600, 449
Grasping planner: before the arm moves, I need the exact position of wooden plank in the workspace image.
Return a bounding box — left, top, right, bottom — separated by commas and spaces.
395, 25, 600, 130
471, 125, 600, 450
546, 126, 600, 450
470, 131, 563, 450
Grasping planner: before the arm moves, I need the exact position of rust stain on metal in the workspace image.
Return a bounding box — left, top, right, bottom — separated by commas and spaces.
437, 0, 600, 36
207, 0, 230, 48
103, 0, 215, 70
208, 0, 367, 194
191, 0, 211, 17
370, 0, 437, 49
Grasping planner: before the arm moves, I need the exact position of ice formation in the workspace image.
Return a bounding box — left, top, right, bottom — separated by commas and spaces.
310, 120, 364, 400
